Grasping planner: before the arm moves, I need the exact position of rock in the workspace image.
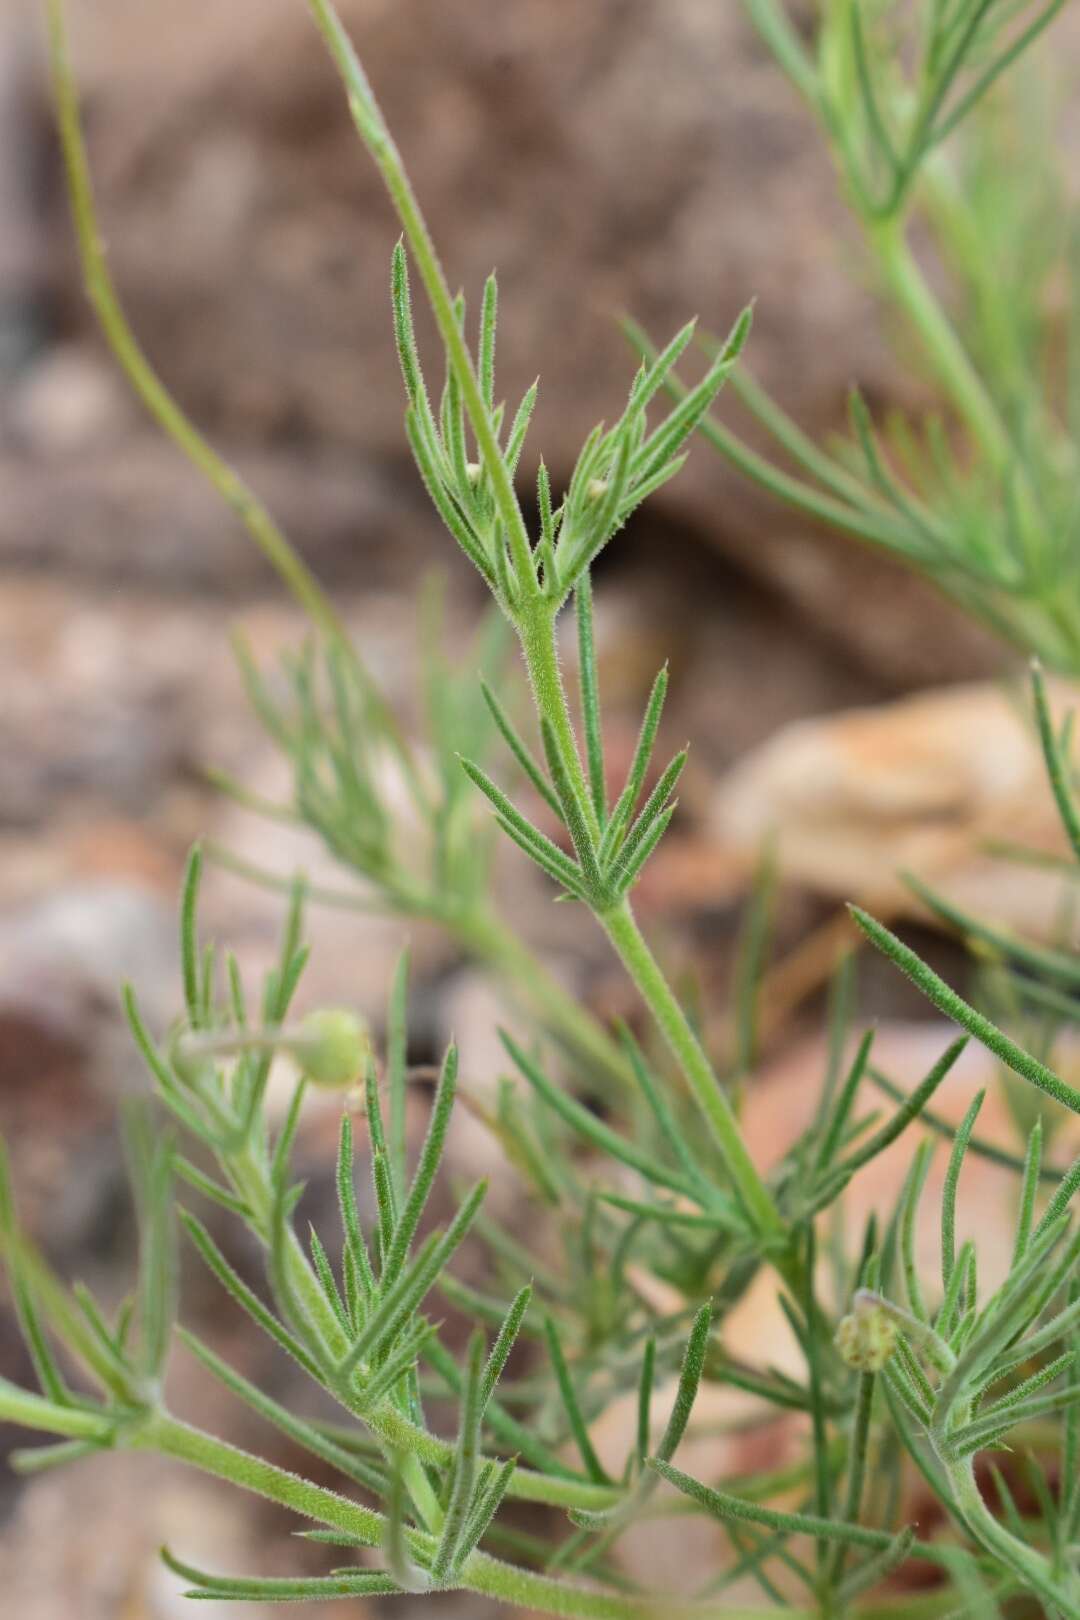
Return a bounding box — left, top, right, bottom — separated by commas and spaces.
0, 1455, 292, 1619
707, 678, 1080, 936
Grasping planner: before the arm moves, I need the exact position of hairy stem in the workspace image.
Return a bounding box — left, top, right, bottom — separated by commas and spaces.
160, 1409, 779, 1617
600, 900, 783, 1245
942, 1452, 1080, 1617
517, 599, 603, 842
299, 0, 777, 1250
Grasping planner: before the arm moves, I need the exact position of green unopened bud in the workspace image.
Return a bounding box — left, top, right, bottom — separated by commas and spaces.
835, 1296, 898, 1373
168, 1024, 215, 1089
289, 1009, 371, 1088
169, 1009, 371, 1091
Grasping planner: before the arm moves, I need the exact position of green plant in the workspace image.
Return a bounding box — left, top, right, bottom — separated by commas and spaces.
42, 0, 642, 1105
632, 0, 1080, 670
5, 1, 1080, 1615
214, 605, 644, 1098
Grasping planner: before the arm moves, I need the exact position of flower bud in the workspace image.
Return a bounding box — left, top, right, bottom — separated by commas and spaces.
168, 1024, 214, 1088
586, 478, 609, 502
289, 1009, 371, 1088
835, 1297, 898, 1373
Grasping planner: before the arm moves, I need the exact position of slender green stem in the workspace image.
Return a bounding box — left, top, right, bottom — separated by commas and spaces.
44, 0, 426, 810
0, 1380, 117, 1441
600, 899, 783, 1245
119, 1402, 839, 1617
301, 0, 789, 1260
305, 2, 603, 848
48, 1401, 939, 1620
304, 0, 534, 597
46, 0, 333, 637
135, 1409, 384, 1541
941, 1453, 1080, 1617
517, 597, 603, 843
826, 1371, 875, 1602
868, 218, 1014, 477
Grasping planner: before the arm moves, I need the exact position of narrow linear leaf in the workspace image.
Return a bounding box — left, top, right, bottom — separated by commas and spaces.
600, 666, 668, 865
613, 804, 677, 897
575, 573, 607, 825
492, 813, 588, 899
180, 1210, 323, 1382
479, 681, 562, 818
608, 751, 686, 883
501, 1031, 699, 1200
539, 719, 605, 897
1013, 1119, 1043, 1266
178, 1327, 386, 1496
1033, 663, 1080, 862
544, 1315, 610, 1485
433, 1332, 486, 1580
649, 1459, 929, 1558
459, 756, 583, 892
336, 1182, 487, 1383
387, 947, 410, 1203
481, 1286, 532, 1409
460, 1454, 517, 1560
851, 908, 1080, 1114
180, 844, 203, 1026
941, 1090, 984, 1294
161, 1547, 398, 1600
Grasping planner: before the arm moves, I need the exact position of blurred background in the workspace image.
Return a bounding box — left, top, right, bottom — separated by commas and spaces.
2, 1, 1079, 1613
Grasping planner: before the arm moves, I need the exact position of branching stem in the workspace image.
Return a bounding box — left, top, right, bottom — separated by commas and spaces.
299, 0, 780, 1252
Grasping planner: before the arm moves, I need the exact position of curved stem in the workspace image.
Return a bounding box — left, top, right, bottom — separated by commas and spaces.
105, 1409, 876, 1619
44, 0, 427, 812
301, 0, 783, 1258
943, 1453, 1080, 1617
